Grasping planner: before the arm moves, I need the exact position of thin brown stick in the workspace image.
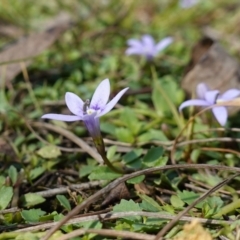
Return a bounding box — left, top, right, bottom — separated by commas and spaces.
193, 127, 240, 135
169, 137, 240, 150
29, 118, 240, 154
170, 106, 215, 164
14, 211, 232, 233
58, 228, 155, 240
41, 164, 240, 240
20, 62, 41, 111
24, 118, 84, 153
34, 180, 106, 198
184, 183, 230, 199
170, 100, 240, 163
0, 207, 20, 214
188, 175, 240, 195
104, 136, 240, 153
154, 172, 240, 239
200, 147, 240, 156
32, 122, 103, 163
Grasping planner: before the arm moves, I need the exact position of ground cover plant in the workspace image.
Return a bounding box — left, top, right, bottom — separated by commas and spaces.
1, 0, 240, 239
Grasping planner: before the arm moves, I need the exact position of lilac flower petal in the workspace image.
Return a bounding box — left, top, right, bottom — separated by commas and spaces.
65, 92, 84, 117
196, 83, 209, 99
212, 106, 228, 126
204, 90, 219, 104
125, 47, 144, 56
97, 87, 129, 118
127, 39, 142, 48
179, 99, 210, 111
155, 37, 173, 52
180, 0, 199, 8
142, 35, 155, 48
220, 89, 240, 101
90, 79, 110, 110
83, 112, 101, 138
41, 114, 82, 122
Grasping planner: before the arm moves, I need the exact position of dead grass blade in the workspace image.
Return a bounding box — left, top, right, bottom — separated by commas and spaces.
154, 172, 240, 239
0, 13, 73, 87
41, 164, 240, 240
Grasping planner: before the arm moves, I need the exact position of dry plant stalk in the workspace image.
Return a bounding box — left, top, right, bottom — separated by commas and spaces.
173, 220, 212, 240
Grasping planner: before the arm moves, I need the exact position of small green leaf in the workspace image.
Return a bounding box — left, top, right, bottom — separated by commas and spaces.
190, 149, 201, 163
162, 204, 175, 214
21, 193, 45, 207
138, 129, 168, 143
8, 165, 18, 185
170, 195, 185, 209
87, 158, 98, 166
0, 186, 13, 210
115, 128, 135, 143
124, 158, 142, 170
127, 175, 145, 184
39, 211, 58, 222
80, 220, 102, 229
15, 232, 45, 240
21, 209, 46, 223
113, 199, 142, 221
120, 107, 142, 135
37, 145, 61, 159
79, 220, 103, 239
79, 165, 98, 178
202, 196, 224, 218
142, 147, 166, 167
88, 166, 122, 181
177, 190, 202, 208
122, 149, 143, 164
143, 147, 164, 163
138, 194, 162, 211
100, 122, 116, 135
0, 176, 6, 188
54, 213, 72, 233
152, 76, 184, 116
206, 196, 224, 209
29, 167, 45, 181
56, 195, 71, 211
0, 89, 10, 113
107, 146, 117, 160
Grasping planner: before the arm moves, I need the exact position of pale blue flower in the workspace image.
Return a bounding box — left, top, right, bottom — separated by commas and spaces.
42, 79, 129, 138
125, 35, 173, 60
179, 0, 199, 8
179, 83, 240, 126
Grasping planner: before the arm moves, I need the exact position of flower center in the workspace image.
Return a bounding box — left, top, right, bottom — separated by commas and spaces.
86, 108, 96, 115
144, 46, 153, 55
83, 99, 97, 116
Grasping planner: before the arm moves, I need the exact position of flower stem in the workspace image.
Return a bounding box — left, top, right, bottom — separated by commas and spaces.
92, 137, 126, 174
20, 62, 41, 112
213, 198, 240, 218
151, 66, 185, 130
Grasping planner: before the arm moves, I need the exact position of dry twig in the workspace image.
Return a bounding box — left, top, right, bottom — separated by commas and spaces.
32, 122, 103, 164
41, 164, 240, 240
154, 172, 240, 239
14, 211, 232, 233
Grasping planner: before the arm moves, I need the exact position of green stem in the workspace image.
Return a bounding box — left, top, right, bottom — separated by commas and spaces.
93, 136, 126, 174
0, 232, 19, 239
151, 66, 185, 130
213, 198, 240, 218
20, 62, 41, 112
